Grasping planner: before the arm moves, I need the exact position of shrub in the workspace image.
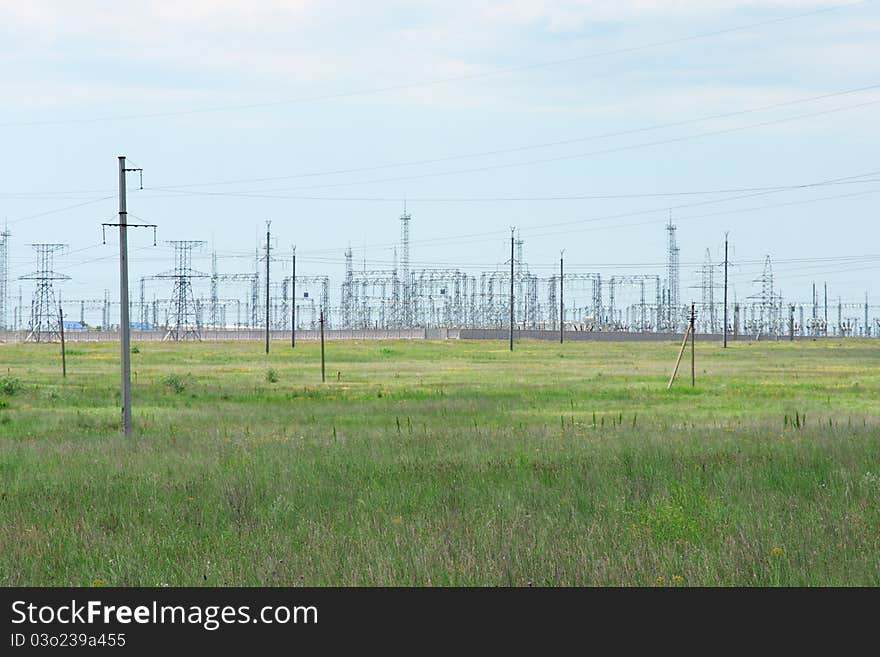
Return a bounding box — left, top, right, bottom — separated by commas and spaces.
0, 375, 23, 396
130, 346, 140, 354
162, 374, 187, 394
265, 368, 279, 383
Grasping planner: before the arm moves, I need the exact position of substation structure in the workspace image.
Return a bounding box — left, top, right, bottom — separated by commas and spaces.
1, 214, 878, 340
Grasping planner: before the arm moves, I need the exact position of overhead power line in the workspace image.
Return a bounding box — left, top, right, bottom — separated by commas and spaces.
0, 1, 864, 129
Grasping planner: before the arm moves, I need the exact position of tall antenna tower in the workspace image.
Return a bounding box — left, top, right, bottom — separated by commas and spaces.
665, 217, 680, 330
342, 246, 354, 327
700, 248, 715, 333
158, 240, 208, 340
210, 250, 220, 329
18, 243, 69, 342
0, 227, 9, 330
400, 208, 412, 327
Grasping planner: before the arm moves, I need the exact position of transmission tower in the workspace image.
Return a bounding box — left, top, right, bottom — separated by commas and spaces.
0, 227, 9, 330
400, 209, 412, 327
18, 243, 69, 342
748, 255, 776, 336
157, 240, 208, 340
210, 250, 220, 329
665, 217, 680, 331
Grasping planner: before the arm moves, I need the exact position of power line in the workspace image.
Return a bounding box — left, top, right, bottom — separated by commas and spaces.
142, 82, 880, 192
154, 97, 880, 195
0, 1, 865, 129
138, 176, 880, 204
5, 82, 878, 200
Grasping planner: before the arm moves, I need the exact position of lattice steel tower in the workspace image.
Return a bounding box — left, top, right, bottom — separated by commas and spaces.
665, 217, 680, 330
400, 209, 412, 327
701, 248, 715, 333
0, 228, 9, 330
158, 240, 208, 340
19, 243, 69, 342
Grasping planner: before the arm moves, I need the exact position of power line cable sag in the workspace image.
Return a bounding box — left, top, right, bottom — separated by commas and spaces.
0, 1, 865, 129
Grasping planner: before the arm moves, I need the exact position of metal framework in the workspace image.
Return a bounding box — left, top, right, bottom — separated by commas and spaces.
18, 243, 69, 342
157, 240, 208, 340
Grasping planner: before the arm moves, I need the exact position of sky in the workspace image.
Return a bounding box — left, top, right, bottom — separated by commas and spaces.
1, 0, 879, 322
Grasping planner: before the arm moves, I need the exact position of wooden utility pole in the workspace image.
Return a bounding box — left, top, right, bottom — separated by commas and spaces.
667, 321, 692, 390
320, 307, 326, 382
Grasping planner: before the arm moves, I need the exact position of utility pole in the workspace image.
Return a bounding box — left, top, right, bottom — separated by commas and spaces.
59, 299, 66, 378
291, 245, 296, 349
102, 157, 153, 436
320, 307, 326, 382
559, 250, 564, 344
690, 302, 696, 387
823, 281, 828, 336
509, 227, 514, 351
265, 221, 271, 354
667, 308, 693, 390
789, 304, 795, 341
723, 232, 729, 348
118, 157, 132, 434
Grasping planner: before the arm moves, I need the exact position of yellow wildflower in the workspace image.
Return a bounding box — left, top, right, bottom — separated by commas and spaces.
771, 546, 784, 556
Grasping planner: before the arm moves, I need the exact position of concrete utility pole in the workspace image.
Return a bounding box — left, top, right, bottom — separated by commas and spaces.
824, 282, 828, 336
509, 228, 514, 352
265, 221, 271, 354
559, 250, 564, 344
119, 157, 131, 434
291, 245, 296, 349
723, 232, 729, 348
59, 299, 66, 378
103, 157, 153, 436
320, 307, 326, 383
690, 302, 696, 387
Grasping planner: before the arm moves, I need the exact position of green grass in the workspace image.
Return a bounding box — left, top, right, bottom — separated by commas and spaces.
0, 338, 878, 586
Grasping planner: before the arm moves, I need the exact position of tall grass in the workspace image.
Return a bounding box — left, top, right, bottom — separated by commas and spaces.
0, 339, 878, 585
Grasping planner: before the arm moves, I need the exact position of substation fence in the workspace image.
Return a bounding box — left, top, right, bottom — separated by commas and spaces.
0, 328, 451, 343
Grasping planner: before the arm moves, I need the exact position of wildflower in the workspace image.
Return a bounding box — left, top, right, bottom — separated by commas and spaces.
771, 546, 784, 556
391, 516, 402, 525
92, 578, 105, 587
672, 575, 683, 582
656, 575, 664, 584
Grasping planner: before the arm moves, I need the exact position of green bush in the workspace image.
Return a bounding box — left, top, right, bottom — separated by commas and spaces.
0, 375, 23, 396
265, 368, 279, 384
162, 374, 187, 394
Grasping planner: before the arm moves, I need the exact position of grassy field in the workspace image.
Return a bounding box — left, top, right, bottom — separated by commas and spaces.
0, 337, 878, 586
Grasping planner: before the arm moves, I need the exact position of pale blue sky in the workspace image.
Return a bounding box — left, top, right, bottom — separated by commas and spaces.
1, 0, 878, 314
